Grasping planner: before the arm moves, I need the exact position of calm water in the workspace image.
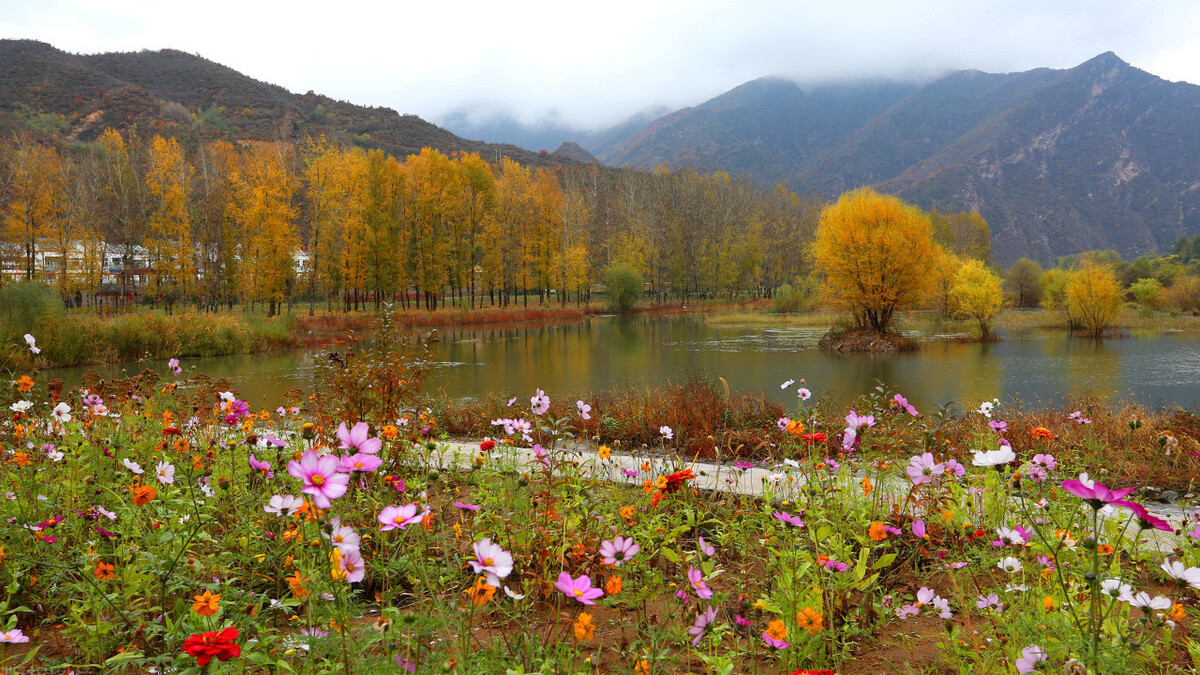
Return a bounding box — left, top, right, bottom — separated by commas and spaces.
39, 316, 1200, 412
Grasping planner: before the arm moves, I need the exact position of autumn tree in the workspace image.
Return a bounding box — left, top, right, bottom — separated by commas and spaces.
811, 188, 937, 333
145, 135, 195, 310
1005, 258, 1043, 308
928, 248, 963, 316
85, 129, 149, 308
1, 133, 64, 280
193, 140, 240, 310
949, 259, 1005, 338
232, 142, 298, 316
1066, 261, 1123, 336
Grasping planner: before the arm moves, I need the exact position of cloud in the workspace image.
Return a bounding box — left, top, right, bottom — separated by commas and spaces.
2, 0, 1198, 129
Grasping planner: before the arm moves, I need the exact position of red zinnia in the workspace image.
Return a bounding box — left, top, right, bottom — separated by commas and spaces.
662, 469, 695, 494
801, 432, 827, 444
182, 627, 241, 665
480, 439, 496, 452
163, 426, 182, 436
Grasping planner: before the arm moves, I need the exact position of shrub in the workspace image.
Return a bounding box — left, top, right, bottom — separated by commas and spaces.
605, 265, 642, 315
770, 277, 819, 313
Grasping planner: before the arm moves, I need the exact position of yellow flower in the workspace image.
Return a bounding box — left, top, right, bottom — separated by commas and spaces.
598, 445, 612, 459
192, 590, 221, 616
572, 612, 596, 640
655, 476, 668, 490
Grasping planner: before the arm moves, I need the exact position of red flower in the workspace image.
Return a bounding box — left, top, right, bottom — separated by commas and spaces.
183, 627, 241, 665
801, 432, 827, 444
480, 439, 496, 452
163, 426, 182, 436
662, 469, 695, 494
789, 670, 836, 675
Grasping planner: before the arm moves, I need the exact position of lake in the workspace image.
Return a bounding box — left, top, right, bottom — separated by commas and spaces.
38, 315, 1200, 412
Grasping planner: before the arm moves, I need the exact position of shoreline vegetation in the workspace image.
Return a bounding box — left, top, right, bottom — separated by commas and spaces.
3, 315, 1200, 673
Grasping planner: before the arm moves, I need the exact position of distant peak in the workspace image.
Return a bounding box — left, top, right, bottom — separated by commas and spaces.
1082, 51, 1128, 68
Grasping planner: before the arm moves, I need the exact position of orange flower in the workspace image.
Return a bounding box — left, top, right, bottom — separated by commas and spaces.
1043, 596, 1056, 611
1031, 427, 1054, 440
286, 570, 308, 599
569, 542, 589, 559
861, 477, 874, 496
1169, 603, 1186, 622
620, 506, 636, 521
1097, 544, 1114, 555
11, 452, 30, 467
650, 491, 663, 508
421, 512, 435, 532
94, 562, 116, 581
464, 577, 495, 606
785, 419, 804, 436
642, 479, 655, 494
868, 522, 887, 541
131, 485, 157, 506
605, 576, 623, 595
796, 607, 824, 634
193, 590, 221, 616
282, 527, 301, 543
662, 469, 694, 494
765, 619, 789, 642
380, 424, 398, 439
573, 612, 596, 640
162, 411, 174, 427
16, 375, 34, 392
635, 660, 652, 675
597, 445, 612, 459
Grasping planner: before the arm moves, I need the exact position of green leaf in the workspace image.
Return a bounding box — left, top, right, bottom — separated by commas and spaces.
659, 548, 682, 564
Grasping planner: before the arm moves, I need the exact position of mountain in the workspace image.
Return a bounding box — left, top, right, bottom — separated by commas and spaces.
437, 106, 667, 158
600, 54, 1200, 264
0, 39, 568, 169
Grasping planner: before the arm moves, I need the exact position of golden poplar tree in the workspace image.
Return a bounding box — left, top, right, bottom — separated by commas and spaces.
145, 135, 195, 309
233, 142, 298, 316
949, 259, 1005, 338
1, 133, 64, 280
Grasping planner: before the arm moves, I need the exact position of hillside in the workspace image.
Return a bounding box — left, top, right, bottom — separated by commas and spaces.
0, 40, 568, 169
599, 54, 1200, 264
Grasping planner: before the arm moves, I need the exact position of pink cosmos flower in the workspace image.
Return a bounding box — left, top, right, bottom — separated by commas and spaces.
168, 357, 181, 375
339, 453, 383, 473
0, 628, 28, 643
598, 536, 640, 566
249, 454, 274, 478
690, 606, 718, 646
1060, 475, 1135, 509
377, 504, 426, 531
622, 468, 638, 477
339, 547, 365, 583
944, 459, 966, 477
906, 452, 944, 485
469, 538, 514, 586
761, 629, 790, 650
1015, 645, 1047, 673
912, 519, 927, 539
697, 536, 716, 557
336, 422, 381, 455
797, 387, 811, 400
23, 334, 40, 354
893, 394, 918, 416
531, 389, 550, 416
988, 420, 1008, 433
326, 518, 361, 551
976, 593, 1003, 611
687, 566, 713, 599
454, 500, 480, 510
576, 400, 591, 420
554, 572, 603, 605
287, 451, 350, 508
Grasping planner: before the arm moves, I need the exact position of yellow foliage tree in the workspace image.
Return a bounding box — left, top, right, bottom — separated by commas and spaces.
232, 142, 297, 316
2, 133, 64, 280
145, 135, 195, 308
810, 188, 937, 333
1066, 261, 1123, 336
949, 259, 1005, 338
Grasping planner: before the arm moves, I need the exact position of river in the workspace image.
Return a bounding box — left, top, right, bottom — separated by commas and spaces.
37, 315, 1200, 412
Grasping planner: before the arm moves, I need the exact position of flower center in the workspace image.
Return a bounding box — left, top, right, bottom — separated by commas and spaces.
354, 462, 363, 469
484, 557, 494, 566
311, 474, 325, 487
573, 589, 584, 597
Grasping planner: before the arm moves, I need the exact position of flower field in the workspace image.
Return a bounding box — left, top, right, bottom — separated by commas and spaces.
3, 330, 1200, 674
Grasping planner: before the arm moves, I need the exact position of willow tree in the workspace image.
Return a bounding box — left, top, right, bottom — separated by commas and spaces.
949, 259, 1005, 338
1066, 261, 1123, 337
811, 188, 937, 333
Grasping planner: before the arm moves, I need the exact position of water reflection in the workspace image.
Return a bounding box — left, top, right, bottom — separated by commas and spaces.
37, 316, 1200, 412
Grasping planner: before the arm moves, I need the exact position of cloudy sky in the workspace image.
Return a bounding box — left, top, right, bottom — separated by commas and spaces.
3, 0, 1200, 129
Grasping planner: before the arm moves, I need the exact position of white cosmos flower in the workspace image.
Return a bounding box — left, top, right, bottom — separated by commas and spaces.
1129, 592, 1172, 611
51, 402, 71, 424
503, 586, 525, 600
997, 557, 1023, 573
123, 458, 143, 474
1161, 559, 1200, 590
264, 494, 303, 516
972, 446, 1016, 467
11, 400, 33, 413
1100, 579, 1134, 603
46, 447, 64, 462
155, 461, 176, 484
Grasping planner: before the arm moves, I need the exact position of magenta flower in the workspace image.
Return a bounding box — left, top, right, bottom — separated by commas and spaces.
622, 468, 638, 477
468, 538, 514, 586
336, 422, 381, 455
689, 606, 718, 646
697, 536, 716, 557
454, 500, 481, 510
554, 572, 603, 605
339, 453, 383, 473
772, 510, 805, 528
1117, 501, 1173, 532
912, 519, 927, 539
944, 458, 966, 478
1015, 645, 1047, 673
735, 461, 757, 469
377, 504, 426, 531
287, 451, 350, 508
1060, 475, 1135, 509
761, 629, 790, 650
598, 536, 640, 566
687, 566, 713, 599
988, 420, 1008, 433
